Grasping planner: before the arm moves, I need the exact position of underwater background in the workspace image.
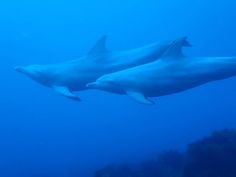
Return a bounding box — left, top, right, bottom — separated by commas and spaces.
0, 0, 236, 177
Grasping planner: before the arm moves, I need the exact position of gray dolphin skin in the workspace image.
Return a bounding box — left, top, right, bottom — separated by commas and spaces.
87, 37, 236, 105
15, 36, 190, 100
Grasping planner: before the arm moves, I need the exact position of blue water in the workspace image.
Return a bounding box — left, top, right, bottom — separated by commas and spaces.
1, 0, 236, 176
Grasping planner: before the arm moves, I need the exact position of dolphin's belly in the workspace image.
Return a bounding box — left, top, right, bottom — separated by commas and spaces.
128, 59, 236, 97
141, 71, 236, 97
143, 80, 203, 97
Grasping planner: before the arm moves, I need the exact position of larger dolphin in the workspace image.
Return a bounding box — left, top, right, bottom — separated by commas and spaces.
87, 37, 236, 105
15, 36, 190, 100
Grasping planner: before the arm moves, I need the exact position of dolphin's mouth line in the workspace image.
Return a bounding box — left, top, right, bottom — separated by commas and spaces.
14, 66, 25, 74
15, 66, 30, 75
86, 82, 97, 89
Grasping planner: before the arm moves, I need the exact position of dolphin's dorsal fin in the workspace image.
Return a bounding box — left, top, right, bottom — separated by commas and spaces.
126, 91, 155, 105
88, 35, 108, 55
53, 86, 81, 101
161, 37, 189, 59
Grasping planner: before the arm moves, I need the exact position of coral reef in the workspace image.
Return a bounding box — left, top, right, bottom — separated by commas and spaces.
94, 164, 134, 177
94, 129, 236, 177
94, 150, 184, 177
183, 129, 236, 177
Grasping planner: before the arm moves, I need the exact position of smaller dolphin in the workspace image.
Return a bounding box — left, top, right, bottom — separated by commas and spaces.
87, 37, 236, 105
15, 36, 190, 101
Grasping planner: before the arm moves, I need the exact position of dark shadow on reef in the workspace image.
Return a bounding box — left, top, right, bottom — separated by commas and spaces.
94, 129, 236, 177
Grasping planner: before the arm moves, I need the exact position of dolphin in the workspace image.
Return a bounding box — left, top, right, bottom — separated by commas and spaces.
87, 37, 236, 105
15, 36, 190, 101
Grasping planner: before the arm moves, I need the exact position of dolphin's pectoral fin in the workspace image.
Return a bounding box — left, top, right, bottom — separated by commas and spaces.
53, 86, 81, 101
88, 35, 108, 55
126, 91, 155, 105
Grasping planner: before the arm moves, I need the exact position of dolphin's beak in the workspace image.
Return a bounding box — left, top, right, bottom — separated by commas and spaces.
86, 82, 98, 89
14, 66, 24, 73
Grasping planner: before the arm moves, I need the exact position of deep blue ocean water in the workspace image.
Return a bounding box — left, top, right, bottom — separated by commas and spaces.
0, 0, 236, 177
